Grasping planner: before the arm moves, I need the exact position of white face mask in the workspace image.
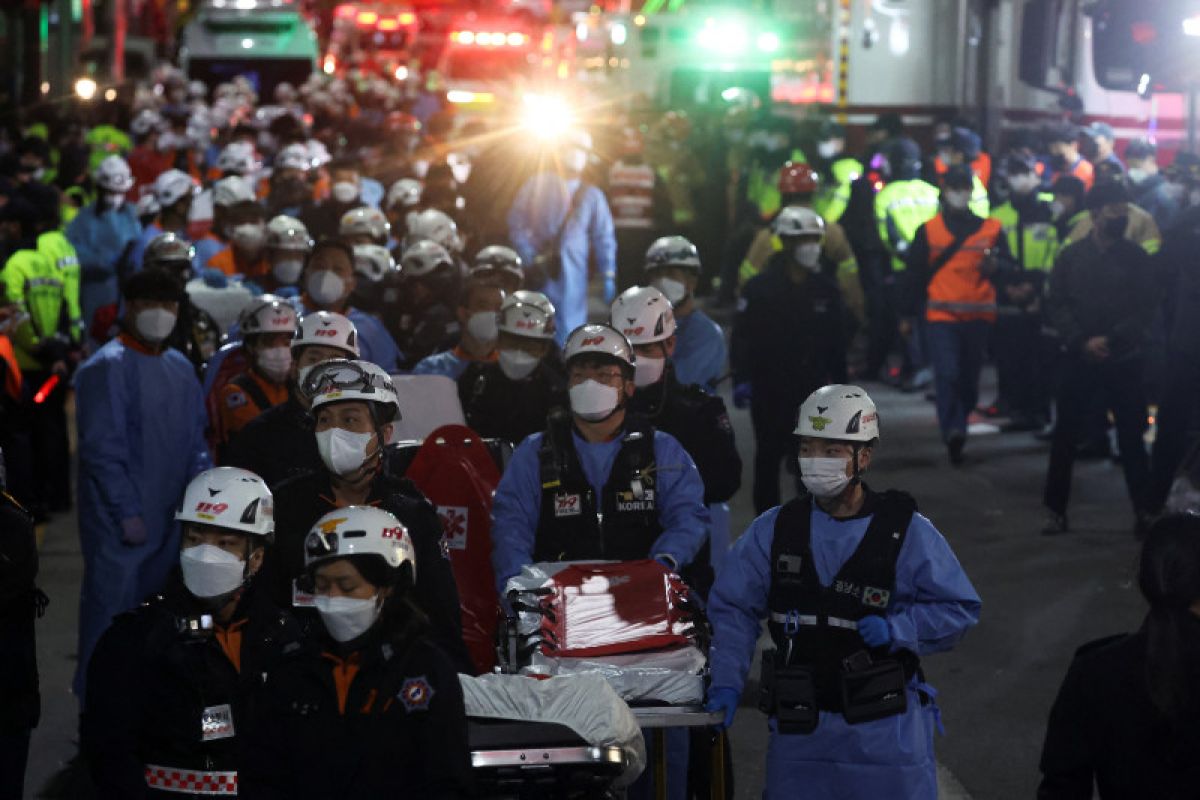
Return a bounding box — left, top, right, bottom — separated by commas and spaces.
565, 149, 588, 174
230, 222, 266, 253
569, 379, 620, 422
498, 348, 539, 381
256, 346, 292, 383
634, 355, 665, 387
1126, 167, 1149, 185
272, 257, 304, 285
134, 308, 177, 343
180, 543, 247, 599
331, 181, 359, 204
798, 456, 852, 498
316, 427, 376, 477
651, 276, 688, 306
466, 311, 499, 344
942, 190, 971, 211
101, 194, 126, 210
313, 594, 381, 642
1049, 200, 1066, 220
817, 140, 840, 160
794, 242, 822, 270
1008, 173, 1039, 195
307, 270, 347, 306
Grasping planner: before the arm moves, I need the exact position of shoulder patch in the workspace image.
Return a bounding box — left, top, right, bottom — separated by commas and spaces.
398, 676, 435, 712
225, 390, 248, 410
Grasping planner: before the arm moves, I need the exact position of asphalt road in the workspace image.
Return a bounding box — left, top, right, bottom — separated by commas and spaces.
23, 367, 1146, 799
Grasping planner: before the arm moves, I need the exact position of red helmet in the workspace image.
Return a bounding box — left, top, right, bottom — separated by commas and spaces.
779, 161, 820, 195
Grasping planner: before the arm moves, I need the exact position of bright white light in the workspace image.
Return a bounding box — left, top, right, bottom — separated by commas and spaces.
633, 14, 646, 27
241, 38, 254, 49
611, 22, 627, 46
521, 93, 573, 139
75, 77, 98, 100
757, 31, 779, 52
576, 21, 589, 42
447, 90, 494, 104
1137, 72, 1151, 95
1184, 16, 1200, 37
888, 18, 910, 55
104, 88, 117, 101
234, 0, 256, 9
394, 65, 409, 81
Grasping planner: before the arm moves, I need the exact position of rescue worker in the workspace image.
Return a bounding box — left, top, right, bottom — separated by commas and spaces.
1046, 124, 1094, 192
192, 176, 256, 272
392, 239, 461, 369
339, 206, 390, 247
642, 236, 727, 392
705, 384, 981, 799
129, 170, 198, 270
269, 360, 471, 671
348, 244, 397, 316
507, 129, 618, 341
141, 233, 220, 376
265, 143, 315, 219
242, 506, 471, 798
732, 207, 846, 514
412, 277, 503, 380
82, 467, 306, 798
1125, 138, 1180, 232
458, 290, 567, 445
383, 178, 422, 244
214, 297, 299, 457
608, 125, 672, 291
811, 120, 862, 224
300, 239, 402, 372
67, 155, 142, 337
262, 215, 311, 294
207, 199, 269, 279
127, 110, 173, 196
226, 311, 360, 488
469, 245, 524, 295
300, 157, 372, 241
1085, 121, 1123, 174
73, 269, 212, 701
905, 164, 1010, 464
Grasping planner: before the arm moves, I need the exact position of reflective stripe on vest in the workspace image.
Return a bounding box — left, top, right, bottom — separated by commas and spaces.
144, 765, 238, 795
608, 162, 656, 230
925, 214, 1002, 322
768, 610, 858, 631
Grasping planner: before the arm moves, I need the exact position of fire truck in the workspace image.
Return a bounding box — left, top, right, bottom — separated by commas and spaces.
323, 2, 420, 79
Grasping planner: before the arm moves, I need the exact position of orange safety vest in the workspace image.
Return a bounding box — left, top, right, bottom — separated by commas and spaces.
925, 214, 1002, 324
0, 335, 23, 400
934, 152, 992, 188
207, 247, 269, 280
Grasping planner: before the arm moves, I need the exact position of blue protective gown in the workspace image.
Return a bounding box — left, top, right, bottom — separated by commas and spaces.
128, 222, 164, 271
708, 501, 981, 799
673, 309, 727, 393
491, 426, 710, 594
66, 202, 142, 335
507, 174, 617, 346
192, 234, 223, 274
294, 300, 404, 373
72, 335, 212, 701
412, 348, 470, 380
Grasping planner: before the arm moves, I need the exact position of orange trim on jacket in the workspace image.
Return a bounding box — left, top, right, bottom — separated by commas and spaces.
925, 214, 1002, 324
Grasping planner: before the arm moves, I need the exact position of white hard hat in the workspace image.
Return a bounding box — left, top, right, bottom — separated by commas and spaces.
795, 384, 880, 443
176, 467, 274, 537
405, 208, 463, 253
352, 243, 396, 283
610, 285, 676, 345
143, 232, 195, 271
472, 245, 523, 284
131, 109, 165, 137
499, 290, 556, 340
400, 239, 454, 277
94, 155, 134, 193
304, 359, 401, 422
188, 80, 208, 100
563, 323, 635, 369
135, 193, 161, 219
386, 178, 422, 211
306, 139, 332, 168
239, 295, 299, 336
217, 141, 262, 176
644, 235, 701, 273
773, 205, 825, 240
339, 206, 391, 242
304, 506, 416, 581
293, 311, 360, 357
153, 169, 198, 208
276, 143, 313, 172
213, 175, 256, 208
266, 215, 312, 252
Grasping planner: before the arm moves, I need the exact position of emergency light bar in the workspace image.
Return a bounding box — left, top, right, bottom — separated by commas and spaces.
451, 30, 529, 46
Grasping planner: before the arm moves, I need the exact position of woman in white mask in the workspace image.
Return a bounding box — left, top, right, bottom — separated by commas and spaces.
264, 214, 312, 293
241, 506, 471, 798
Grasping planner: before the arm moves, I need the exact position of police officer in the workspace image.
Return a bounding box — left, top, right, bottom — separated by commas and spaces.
392, 240, 462, 369
82, 467, 306, 798
225, 311, 360, 487
458, 290, 567, 445
706, 384, 981, 799
242, 506, 471, 798
732, 206, 846, 514
642, 235, 727, 391
269, 359, 471, 671
811, 120, 863, 224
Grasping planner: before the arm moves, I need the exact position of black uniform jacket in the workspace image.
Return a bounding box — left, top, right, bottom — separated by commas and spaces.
224, 393, 321, 489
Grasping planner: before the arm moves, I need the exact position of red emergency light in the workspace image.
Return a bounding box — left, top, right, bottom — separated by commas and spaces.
378, 18, 399, 30
33, 373, 60, 404
357, 10, 379, 25
451, 29, 528, 46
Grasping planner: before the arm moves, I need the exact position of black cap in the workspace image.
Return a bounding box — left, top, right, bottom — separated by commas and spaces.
1051, 175, 1087, 205
1045, 123, 1079, 146
1124, 138, 1156, 161
122, 269, 185, 303
870, 112, 904, 138
943, 164, 975, 190
1002, 152, 1038, 176
1085, 179, 1130, 210
949, 127, 981, 159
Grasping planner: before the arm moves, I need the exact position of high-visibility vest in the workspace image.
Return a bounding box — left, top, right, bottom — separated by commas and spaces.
990, 198, 1060, 272
813, 157, 862, 223
875, 179, 941, 270
924, 214, 1002, 323
608, 161, 657, 231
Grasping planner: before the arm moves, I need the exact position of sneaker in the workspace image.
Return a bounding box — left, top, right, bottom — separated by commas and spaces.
1041, 511, 1069, 536
947, 431, 966, 466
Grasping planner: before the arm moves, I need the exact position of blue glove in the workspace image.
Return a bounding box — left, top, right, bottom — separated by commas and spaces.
858, 615, 892, 649
653, 554, 678, 573
200, 267, 228, 289
705, 687, 740, 731
602, 275, 617, 304
120, 516, 148, 547
274, 285, 301, 300
733, 382, 752, 409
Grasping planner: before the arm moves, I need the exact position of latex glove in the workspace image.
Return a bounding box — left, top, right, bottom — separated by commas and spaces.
653, 554, 678, 573
733, 382, 752, 409
602, 275, 617, 304
274, 285, 301, 300
858, 615, 892, 649
120, 516, 148, 547
705, 687, 740, 731
200, 267, 228, 289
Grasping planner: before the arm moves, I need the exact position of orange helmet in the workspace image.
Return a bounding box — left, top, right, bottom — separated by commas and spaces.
778, 161, 820, 195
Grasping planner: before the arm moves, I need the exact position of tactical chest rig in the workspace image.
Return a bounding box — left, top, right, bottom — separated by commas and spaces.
534, 414, 661, 563
761, 490, 919, 733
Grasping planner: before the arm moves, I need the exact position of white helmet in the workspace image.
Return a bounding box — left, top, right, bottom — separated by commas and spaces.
400, 239, 454, 277
274, 81, 298, 104
773, 205, 825, 240
304, 506, 416, 580
276, 143, 313, 172
472, 245, 523, 285
563, 323, 635, 369
153, 169, 198, 208
94, 155, 134, 193
217, 141, 262, 176
135, 193, 161, 219
305, 359, 401, 422
306, 139, 332, 168
131, 109, 165, 138
352, 244, 396, 283
795, 384, 880, 443
176, 467, 274, 537
213, 175, 256, 208
405, 208, 463, 253
266, 215, 312, 252
188, 80, 208, 101
499, 290, 556, 340
293, 311, 360, 357
610, 285, 676, 345
239, 295, 299, 336
339, 206, 391, 242
644, 235, 701, 273
386, 178, 422, 211
143, 233, 196, 272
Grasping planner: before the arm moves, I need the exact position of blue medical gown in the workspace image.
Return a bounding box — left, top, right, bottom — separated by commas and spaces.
66, 203, 142, 334
673, 310, 727, 393
507, 174, 617, 346
72, 337, 212, 700
708, 503, 981, 799
294, 300, 404, 373
412, 349, 468, 380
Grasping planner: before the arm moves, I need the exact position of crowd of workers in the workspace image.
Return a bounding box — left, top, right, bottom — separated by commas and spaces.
0, 58, 1198, 799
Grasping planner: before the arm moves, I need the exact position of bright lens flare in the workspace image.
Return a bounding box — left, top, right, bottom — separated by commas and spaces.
521, 93, 572, 139
75, 77, 98, 100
